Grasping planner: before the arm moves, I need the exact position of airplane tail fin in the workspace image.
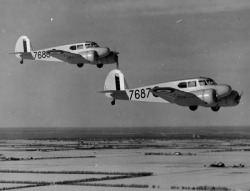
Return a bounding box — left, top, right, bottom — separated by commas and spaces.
103, 69, 127, 98
14, 36, 33, 58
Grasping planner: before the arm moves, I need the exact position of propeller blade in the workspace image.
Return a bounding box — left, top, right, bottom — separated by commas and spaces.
240, 90, 244, 97
115, 52, 119, 69
235, 90, 243, 104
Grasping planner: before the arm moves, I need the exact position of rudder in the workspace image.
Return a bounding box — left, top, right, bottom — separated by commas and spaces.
104, 69, 126, 91
15, 36, 33, 58
104, 69, 127, 98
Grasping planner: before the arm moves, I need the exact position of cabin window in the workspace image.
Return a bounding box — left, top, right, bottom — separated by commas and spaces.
188, 81, 196, 87
70, 45, 76, 50
199, 80, 207, 86
206, 79, 216, 85
91, 43, 99, 47
86, 43, 99, 49
178, 82, 187, 88
77, 44, 83, 49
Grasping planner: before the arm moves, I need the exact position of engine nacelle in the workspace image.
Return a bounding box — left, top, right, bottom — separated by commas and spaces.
193, 89, 217, 105
99, 52, 117, 64
80, 50, 99, 62
218, 90, 240, 107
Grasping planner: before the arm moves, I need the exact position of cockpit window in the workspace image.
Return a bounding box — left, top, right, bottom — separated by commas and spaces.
70, 45, 76, 50
85, 42, 99, 49
206, 79, 217, 85
178, 82, 187, 88
199, 80, 207, 86
188, 81, 196, 88
77, 44, 83, 49
91, 43, 99, 47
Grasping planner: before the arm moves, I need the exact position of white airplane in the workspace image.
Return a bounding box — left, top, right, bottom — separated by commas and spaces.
101, 69, 242, 112
12, 36, 119, 68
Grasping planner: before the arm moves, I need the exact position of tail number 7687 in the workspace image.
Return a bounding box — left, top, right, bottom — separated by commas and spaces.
129, 88, 151, 100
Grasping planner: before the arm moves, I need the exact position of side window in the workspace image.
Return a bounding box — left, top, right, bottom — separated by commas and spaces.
199, 80, 207, 86
188, 81, 196, 88
178, 82, 187, 88
85, 44, 90, 49
70, 45, 76, 50
77, 44, 83, 49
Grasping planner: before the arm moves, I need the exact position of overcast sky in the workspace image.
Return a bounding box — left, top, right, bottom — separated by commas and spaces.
0, 0, 249, 128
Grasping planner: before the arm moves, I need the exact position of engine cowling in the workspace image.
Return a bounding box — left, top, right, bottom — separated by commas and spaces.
218, 90, 240, 107
80, 50, 99, 62
193, 89, 217, 105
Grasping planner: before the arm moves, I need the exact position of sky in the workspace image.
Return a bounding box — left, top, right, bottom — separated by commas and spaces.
0, 0, 250, 128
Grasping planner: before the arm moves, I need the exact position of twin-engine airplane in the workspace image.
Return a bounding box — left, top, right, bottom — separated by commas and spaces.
102, 69, 242, 112
12, 36, 118, 68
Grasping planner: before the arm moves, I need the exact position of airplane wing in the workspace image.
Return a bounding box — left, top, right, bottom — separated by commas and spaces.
150, 87, 206, 106
46, 50, 87, 64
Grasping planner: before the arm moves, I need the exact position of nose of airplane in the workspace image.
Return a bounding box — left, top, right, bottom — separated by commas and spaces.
98, 47, 110, 57
216, 85, 232, 98
234, 91, 241, 105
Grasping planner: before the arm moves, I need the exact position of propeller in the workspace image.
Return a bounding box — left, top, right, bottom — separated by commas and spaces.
235, 90, 244, 104
113, 46, 119, 69
114, 51, 119, 69
239, 90, 244, 101
240, 90, 244, 97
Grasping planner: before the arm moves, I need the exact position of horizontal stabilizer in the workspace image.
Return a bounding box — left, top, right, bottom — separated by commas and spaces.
99, 90, 117, 93
100, 90, 129, 100
10, 52, 25, 54
10, 52, 34, 60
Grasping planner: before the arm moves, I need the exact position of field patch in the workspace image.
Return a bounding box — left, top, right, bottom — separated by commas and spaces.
0, 170, 153, 189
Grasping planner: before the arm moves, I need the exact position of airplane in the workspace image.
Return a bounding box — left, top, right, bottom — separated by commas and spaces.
101, 69, 242, 112
12, 36, 119, 68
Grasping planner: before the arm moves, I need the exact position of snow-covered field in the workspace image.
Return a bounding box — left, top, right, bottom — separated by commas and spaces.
1, 139, 250, 191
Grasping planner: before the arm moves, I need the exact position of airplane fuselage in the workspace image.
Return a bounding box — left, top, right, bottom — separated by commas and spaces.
125, 78, 230, 103
30, 43, 111, 63
104, 70, 241, 111
14, 36, 118, 68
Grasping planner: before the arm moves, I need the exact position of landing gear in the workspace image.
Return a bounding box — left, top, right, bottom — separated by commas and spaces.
189, 105, 198, 111
97, 64, 103, 68
111, 100, 115, 105
211, 106, 220, 112
77, 63, 84, 68
20, 59, 23, 64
